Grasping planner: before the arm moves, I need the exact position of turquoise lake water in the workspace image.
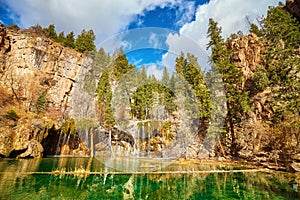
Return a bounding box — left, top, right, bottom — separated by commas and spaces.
0, 157, 299, 199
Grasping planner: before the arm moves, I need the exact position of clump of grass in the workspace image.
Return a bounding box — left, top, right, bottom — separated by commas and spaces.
4, 109, 19, 121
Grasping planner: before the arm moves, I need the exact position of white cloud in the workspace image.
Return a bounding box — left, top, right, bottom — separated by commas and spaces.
163, 32, 209, 71
163, 0, 281, 70
4, 0, 181, 46
176, 1, 195, 26
146, 63, 163, 80
149, 32, 160, 49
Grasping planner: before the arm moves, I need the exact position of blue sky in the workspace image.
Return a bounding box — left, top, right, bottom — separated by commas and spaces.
0, 0, 281, 78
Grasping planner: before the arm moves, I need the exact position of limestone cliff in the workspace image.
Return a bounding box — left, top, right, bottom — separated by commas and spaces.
0, 23, 93, 158
226, 30, 300, 171
0, 23, 92, 113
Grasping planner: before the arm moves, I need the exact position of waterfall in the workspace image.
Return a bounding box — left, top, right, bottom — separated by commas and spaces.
147, 123, 150, 156
109, 129, 114, 158
60, 132, 68, 155
55, 131, 63, 155
90, 128, 94, 157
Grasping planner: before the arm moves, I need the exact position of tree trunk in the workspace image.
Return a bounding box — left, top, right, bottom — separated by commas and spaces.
90, 128, 94, 157
229, 117, 237, 157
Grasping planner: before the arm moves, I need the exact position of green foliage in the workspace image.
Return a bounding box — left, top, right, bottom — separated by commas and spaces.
61, 118, 76, 134
258, 6, 300, 117
175, 52, 211, 119
44, 24, 57, 40
6, 24, 20, 31
261, 6, 300, 48
4, 109, 19, 121
207, 18, 251, 155
84, 48, 110, 94
161, 66, 170, 86
75, 117, 98, 132
130, 82, 175, 120
64, 32, 75, 48
36, 90, 47, 113
75, 29, 96, 53
140, 66, 148, 82
56, 31, 65, 43
207, 18, 250, 121
169, 73, 176, 92
252, 65, 269, 93
28, 23, 96, 53
249, 23, 263, 37
112, 50, 134, 81
96, 69, 115, 128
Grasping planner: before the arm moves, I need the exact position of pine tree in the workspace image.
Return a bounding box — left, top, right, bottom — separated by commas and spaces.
36, 90, 47, 113
84, 48, 110, 94
140, 65, 148, 80
64, 32, 75, 48
45, 24, 57, 40
6, 24, 20, 31
207, 18, 250, 156
75, 29, 96, 53
260, 6, 300, 117
96, 69, 115, 128
161, 66, 170, 86
57, 31, 65, 43
112, 50, 134, 81
249, 23, 263, 37
175, 52, 211, 120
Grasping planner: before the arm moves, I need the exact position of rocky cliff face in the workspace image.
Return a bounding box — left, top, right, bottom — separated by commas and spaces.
0, 23, 92, 113
0, 23, 93, 158
285, 0, 300, 21
227, 30, 300, 171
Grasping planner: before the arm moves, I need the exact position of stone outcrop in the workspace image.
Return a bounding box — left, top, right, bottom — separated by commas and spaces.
0, 115, 57, 158
0, 23, 93, 158
284, 0, 300, 21
0, 23, 92, 114
228, 33, 263, 90
226, 16, 300, 170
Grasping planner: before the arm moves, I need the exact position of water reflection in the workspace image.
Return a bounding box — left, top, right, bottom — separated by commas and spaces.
0, 158, 299, 199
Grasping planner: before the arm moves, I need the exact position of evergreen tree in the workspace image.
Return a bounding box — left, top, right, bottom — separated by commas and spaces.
84, 48, 110, 94
112, 50, 134, 81
169, 73, 176, 92
6, 24, 20, 31
161, 66, 170, 86
261, 7, 300, 49
45, 24, 57, 40
140, 65, 148, 80
36, 90, 47, 113
249, 23, 263, 37
75, 29, 96, 53
57, 31, 65, 43
96, 69, 115, 128
64, 32, 75, 48
252, 65, 269, 93
207, 18, 250, 156
130, 82, 175, 119
260, 6, 300, 117
175, 52, 211, 120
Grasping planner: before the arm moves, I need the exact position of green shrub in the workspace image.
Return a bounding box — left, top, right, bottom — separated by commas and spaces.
36, 90, 47, 113
6, 24, 20, 31
4, 109, 19, 121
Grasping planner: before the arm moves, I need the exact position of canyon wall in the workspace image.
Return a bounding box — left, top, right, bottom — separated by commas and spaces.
0, 23, 93, 158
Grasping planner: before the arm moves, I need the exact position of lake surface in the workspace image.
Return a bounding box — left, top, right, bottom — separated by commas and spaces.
0, 157, 299, 199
